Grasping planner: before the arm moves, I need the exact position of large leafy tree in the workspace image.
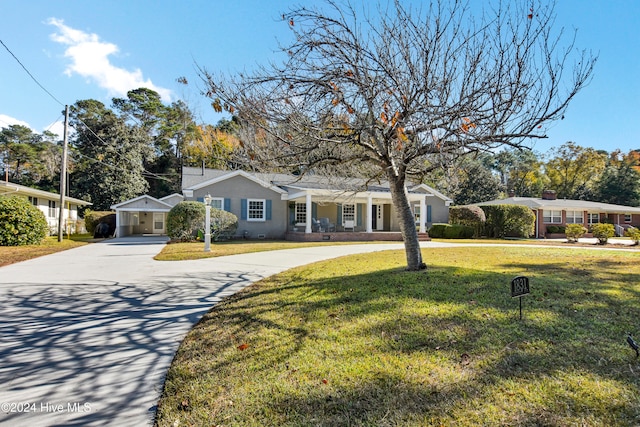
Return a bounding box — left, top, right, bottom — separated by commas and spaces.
492, 148, 547, 197
113, 88, 199, 196
0, 125, 62, 188
68, 99, 149, 210
544, 142, 607, 200
201, 0, 596, 270
594, 151, 640, 206
452, 157, 504, 205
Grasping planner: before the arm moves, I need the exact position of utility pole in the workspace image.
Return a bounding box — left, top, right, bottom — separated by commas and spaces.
57, 105, 69, 242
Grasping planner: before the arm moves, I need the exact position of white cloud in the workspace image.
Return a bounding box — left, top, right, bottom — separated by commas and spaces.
0, 114, 32, 130
47, 18, 172, 102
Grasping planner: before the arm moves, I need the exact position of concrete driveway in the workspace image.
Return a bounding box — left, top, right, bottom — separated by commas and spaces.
0, 237, 415, 427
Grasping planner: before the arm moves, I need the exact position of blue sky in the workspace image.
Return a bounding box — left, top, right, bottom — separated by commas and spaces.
1, 1, 638, 156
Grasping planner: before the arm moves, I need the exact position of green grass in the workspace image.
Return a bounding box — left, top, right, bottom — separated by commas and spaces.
0, 234, 91, 267
156, 246, 640, 426
155, 240, 385, 261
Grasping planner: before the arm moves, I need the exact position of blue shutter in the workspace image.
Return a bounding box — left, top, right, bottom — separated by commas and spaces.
427, 205, 432, 222
356, 204, 363, 226
337, 204, 342, 225
196, 197, 204, 202
312, 202, 317, 219
224, 198, 231, 211
241, 199, 247, 220
266, 200, 272, 220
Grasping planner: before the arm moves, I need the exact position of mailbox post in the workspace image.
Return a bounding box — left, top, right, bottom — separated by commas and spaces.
511, 276, 530, 320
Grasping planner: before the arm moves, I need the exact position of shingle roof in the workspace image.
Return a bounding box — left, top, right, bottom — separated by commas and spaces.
477, 197, 640, 213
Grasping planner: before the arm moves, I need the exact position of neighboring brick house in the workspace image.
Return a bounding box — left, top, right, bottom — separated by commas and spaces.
478, 190, 640, 238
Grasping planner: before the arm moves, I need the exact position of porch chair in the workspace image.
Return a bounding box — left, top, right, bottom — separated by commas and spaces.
343, 219, 355, 231
319, 217, 335, 232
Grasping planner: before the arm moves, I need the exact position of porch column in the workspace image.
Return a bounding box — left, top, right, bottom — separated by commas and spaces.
366, 196, 373, 233
305, 193, 312, 233
419, 197, 426, 234
115, 210, 120, 237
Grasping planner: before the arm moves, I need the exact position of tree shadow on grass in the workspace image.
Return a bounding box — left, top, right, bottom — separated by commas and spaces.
160, 250, 640, 426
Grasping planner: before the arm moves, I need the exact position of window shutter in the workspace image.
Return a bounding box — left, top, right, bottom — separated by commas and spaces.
337, 204, 342, 225
312, 202, 317, 219
241, 199, 247, 220
356, 204, 363, 226
196, 197, 204, 203
427, 205, 432, 222
266, 199, 272, 220
224, 198, 231, 211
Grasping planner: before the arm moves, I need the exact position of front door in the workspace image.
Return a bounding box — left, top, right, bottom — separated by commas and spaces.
153, 213, 165, 234
372, 205, 384, 231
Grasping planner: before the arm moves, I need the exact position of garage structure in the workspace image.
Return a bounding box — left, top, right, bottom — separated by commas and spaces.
111, 194, 183, 237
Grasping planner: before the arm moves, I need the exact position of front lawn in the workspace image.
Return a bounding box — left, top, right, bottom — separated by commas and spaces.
155, 240, 383, 261
156, 246, 640, 426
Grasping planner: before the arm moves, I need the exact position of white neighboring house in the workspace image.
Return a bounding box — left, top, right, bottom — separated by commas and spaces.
0, 181, 92, 234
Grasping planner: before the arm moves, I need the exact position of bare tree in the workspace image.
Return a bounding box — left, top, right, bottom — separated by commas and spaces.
200, 0, 596, 270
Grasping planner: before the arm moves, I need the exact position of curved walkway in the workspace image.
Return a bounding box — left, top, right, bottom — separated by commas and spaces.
0, 237, 637, 426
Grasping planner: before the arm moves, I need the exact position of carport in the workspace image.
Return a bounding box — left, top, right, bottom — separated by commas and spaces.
111, 194, 182, 237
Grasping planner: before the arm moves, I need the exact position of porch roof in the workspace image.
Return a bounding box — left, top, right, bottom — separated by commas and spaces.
0, 181, 91, 206
478, 197, 640, 214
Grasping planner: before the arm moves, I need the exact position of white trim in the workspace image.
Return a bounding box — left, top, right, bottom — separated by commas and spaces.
110, 195, 173, 210
247, 198, 266, 222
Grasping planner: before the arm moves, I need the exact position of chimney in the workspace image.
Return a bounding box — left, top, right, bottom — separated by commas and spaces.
541, 190, 557, 200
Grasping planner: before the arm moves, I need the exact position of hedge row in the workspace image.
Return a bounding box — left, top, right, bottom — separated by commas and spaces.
428, 223, 474, 239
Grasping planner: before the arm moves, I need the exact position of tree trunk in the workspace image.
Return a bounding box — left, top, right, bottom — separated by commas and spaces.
387, 171, 425, 271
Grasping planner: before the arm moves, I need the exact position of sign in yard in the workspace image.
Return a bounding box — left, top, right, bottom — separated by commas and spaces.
511, 276, 530, 298
510, 276, 530, 320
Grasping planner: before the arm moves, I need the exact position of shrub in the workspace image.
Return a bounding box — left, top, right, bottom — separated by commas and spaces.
0, 195, 48, 246
84, 210, 116, 236
624, 226, 640, 245
428, 223, 474, 239
546, 225, 566, 234
167, 201, 205, 241
428, 224, 449, 238
210, 208, 238, 241
591, 223, 615, 245
449, 205, 486, 237
443, 224, 475, 239
481, 205, 535, 238
167, 202, 239, 242
565, 223, 587, 243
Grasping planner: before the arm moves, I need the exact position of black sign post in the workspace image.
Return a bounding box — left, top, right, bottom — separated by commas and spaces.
511, 276, 530, 320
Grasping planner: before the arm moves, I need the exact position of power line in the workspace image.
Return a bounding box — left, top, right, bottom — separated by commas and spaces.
0, 38, 65, 107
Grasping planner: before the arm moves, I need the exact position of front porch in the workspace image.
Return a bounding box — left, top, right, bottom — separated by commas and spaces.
285, 230, 430, 242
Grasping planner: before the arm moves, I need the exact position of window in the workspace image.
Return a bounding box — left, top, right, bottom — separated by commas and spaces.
543, 210, 561, 224
625, 214, 632, 223
413, 205, 421, 225
342, 204, 355, 223
588, 213, 600, 225
565, 210, 583, 224
247, 199, 265, 221
210, 197, 224, 210
295, 203, 307, 224
28, 196, 38, 206
48, 200, 57, 218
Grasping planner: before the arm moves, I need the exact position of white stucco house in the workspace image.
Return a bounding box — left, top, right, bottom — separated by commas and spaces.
0, 180, 92, 234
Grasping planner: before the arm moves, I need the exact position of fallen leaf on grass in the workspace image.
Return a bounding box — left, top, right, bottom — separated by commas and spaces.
237, 343, 249, 351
